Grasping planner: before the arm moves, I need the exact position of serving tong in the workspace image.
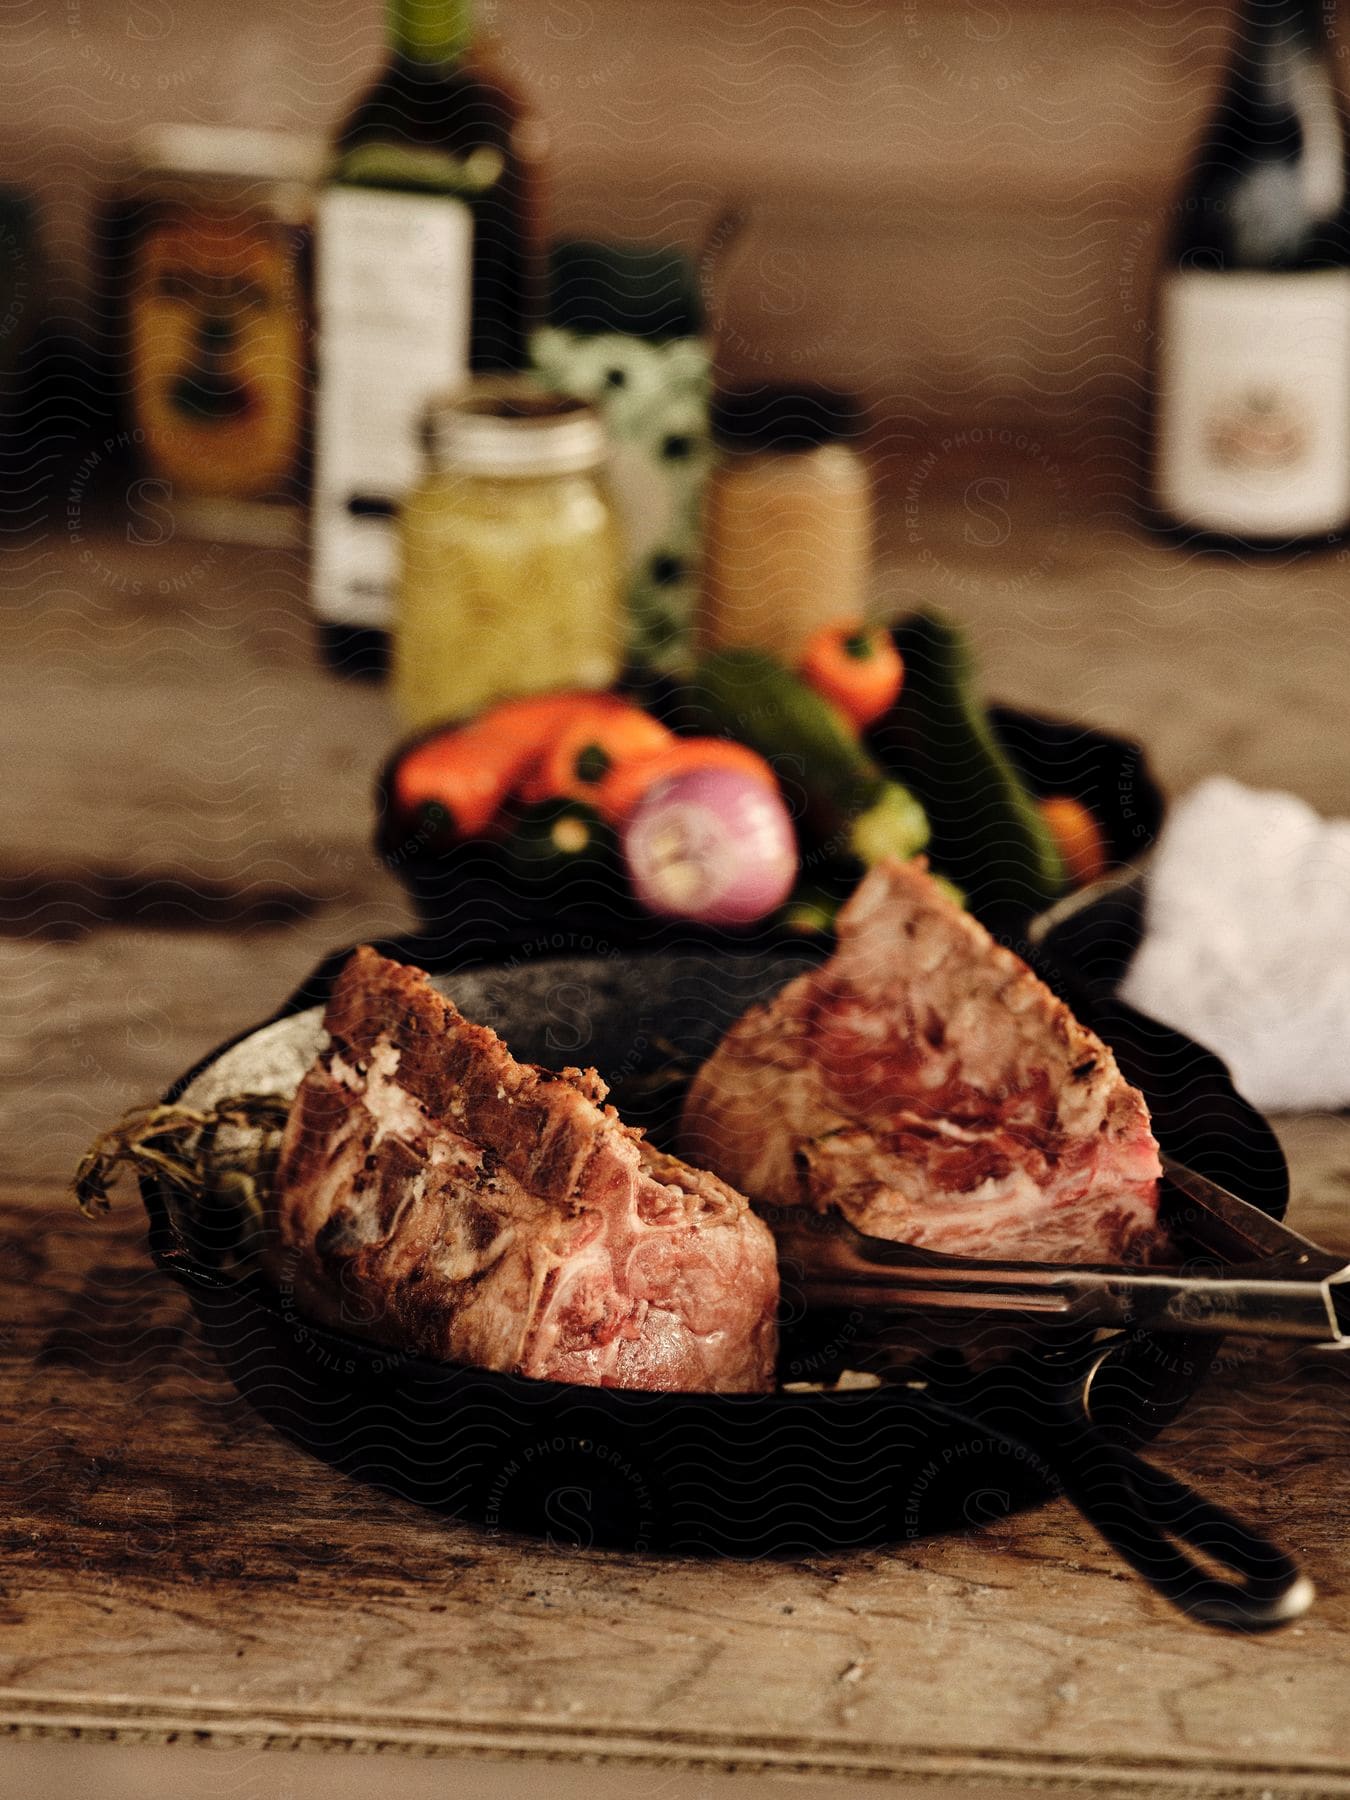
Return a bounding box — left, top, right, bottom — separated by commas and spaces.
781, 1157, 1350, 1349
773, 1157, 1333, 1630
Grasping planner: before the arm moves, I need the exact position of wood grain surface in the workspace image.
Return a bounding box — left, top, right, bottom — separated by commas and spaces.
4, 1168, 1350, 1791
3, 506, 1350, 1792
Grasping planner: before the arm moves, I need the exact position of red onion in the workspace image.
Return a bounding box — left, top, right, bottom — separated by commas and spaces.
623, 767, 797, 926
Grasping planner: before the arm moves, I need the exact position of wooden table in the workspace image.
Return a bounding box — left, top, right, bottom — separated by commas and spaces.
4, 492, 1350, 1797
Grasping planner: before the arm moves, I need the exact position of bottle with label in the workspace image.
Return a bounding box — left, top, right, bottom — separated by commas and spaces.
1152, 0, 1350, 543
312, 0, 543, 675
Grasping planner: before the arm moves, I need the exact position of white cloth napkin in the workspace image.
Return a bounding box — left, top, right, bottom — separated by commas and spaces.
1120, 777, 1350, 1112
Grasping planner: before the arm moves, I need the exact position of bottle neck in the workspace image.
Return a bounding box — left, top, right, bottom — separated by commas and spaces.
1237, 0, 1327, 46
1254, 0, 1345, 203
1231, 0, 1328, 97
387, 0, 473, 69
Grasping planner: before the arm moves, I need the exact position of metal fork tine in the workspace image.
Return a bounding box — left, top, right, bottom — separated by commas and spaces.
1158, 1156, 1334, 1267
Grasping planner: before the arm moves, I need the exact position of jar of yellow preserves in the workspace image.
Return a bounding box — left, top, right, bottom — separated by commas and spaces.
395, 384, 622, 730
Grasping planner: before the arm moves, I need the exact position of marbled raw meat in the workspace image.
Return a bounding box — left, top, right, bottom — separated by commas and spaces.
270, 947, 779, 1391
680, 861, 1164, 1264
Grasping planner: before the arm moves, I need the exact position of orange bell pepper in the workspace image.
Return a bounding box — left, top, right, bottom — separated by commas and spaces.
595, 737, 781, 824
393, 692, 631, 838
516, 705, 673, 808
798, 622, 904, 732
1038, 795, 1108, 888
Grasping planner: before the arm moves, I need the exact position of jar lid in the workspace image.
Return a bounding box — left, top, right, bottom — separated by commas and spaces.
422, 381, 608, 477
124, 126, 325, 224
131, 125, 326, 186
711, 386, 864, 453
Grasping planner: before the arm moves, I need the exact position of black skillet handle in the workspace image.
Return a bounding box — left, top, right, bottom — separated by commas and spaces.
1051, 1420, 1312, 1631
924, 1379, 1312, 1632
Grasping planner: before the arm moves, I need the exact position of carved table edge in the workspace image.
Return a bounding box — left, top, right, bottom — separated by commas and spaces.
3, 1701, 1350, 1796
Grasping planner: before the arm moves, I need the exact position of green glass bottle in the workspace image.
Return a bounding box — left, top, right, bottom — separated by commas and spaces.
1152, 0, 1350, 542
313, 0, 543, 675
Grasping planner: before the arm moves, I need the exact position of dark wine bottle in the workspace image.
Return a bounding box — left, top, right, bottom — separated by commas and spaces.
312, 0, 543, 676
1152, 0, 1350, 542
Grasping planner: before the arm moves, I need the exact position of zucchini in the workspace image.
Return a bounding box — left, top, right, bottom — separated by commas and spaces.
780, 882, 842, 936
692, 648, 929, 868
879, 611, 1065, 916
502, 800, 620, 893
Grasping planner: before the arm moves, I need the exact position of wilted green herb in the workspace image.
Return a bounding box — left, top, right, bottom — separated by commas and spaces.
74, 1093, 291, 1271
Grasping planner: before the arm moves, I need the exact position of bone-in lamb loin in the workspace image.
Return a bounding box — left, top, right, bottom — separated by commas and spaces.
270, 947, 779, 1392
681, 861, 1166, 1264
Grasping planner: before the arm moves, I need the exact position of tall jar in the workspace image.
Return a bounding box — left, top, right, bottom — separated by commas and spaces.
104, 126, 319, 522
395, 383, 622, 731
697, 387, 871, 661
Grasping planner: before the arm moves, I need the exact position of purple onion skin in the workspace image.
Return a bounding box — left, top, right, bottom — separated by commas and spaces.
622, 767, 798, 926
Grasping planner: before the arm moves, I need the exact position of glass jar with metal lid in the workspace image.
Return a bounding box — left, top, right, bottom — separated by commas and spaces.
395, 382, 622, 730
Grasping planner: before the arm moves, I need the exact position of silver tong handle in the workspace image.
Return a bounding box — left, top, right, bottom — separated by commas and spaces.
794, 1257, 1350, 1343
774, 1159, 1350, 1347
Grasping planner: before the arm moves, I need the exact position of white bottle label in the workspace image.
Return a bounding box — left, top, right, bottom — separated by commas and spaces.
312, 186, 471, 629
1155, 269, 1350, 537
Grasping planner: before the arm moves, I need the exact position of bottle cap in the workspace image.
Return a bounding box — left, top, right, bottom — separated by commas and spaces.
711, 386, 865, 453
423, 381, 608, 477
545, 240, 704, 340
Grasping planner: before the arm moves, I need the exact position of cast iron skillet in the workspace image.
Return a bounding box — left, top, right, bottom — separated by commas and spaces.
142, 891, 1307, 1632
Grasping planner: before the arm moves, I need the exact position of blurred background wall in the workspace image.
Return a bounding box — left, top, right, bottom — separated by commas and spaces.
9, 0, 1309, 465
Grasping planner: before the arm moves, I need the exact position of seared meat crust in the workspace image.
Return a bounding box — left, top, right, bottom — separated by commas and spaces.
270, 947, 779, 1391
